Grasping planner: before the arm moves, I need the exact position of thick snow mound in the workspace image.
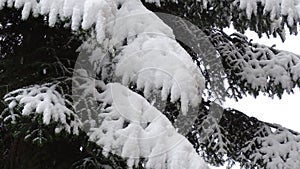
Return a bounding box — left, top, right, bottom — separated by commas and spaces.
2, 0, 206, 115
78, 0, 205, 114
89, 82, 209, 169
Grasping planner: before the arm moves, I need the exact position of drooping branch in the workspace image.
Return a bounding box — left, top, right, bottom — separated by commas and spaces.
144, 1, 300, 100
208, 29, 300, 99
144, 0, 300, 39
186, 101, 300, 168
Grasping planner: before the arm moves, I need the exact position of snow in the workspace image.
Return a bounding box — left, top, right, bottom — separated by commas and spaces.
0, 0, 117, 36
144, 0, 161, 6
3, 84, 82, 135
146, 0, 300, 26
281, 0, 299, 26
243, 45, 300, 92
88, 82, 209, 169
1, 0, 299, 115
68, 69, 208, 168
115, 32, 204, 114
262, 0, 280, 20
240, 125, 300, 169
77, 0, 205, 115
217, 31, 300, 94
4, 0, 300, 168
232, 0, 300, 26
236, 0, 258, 19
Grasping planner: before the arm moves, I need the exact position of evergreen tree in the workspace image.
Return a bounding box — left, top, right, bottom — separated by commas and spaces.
1, 0, 300, 169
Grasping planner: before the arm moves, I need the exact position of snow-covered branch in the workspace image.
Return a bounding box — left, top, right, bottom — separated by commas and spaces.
208, 30, 300, 98
88, 81, 209, 169
0, 0, 209, 168
240, 124, 300, 169
76, 0, 205, 114
145, 0, 300, 37
2, 83, 82, 135
1, 73, 210, 169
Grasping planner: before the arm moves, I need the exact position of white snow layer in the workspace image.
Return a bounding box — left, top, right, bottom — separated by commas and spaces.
0, 0, 209, 168
218, 38, 300, 93
1, 0, 299, 114
89, 82, 209, 169
1, 0, 300, 28
144, 0, 300, 28
241, 125, 300, 169
1, 0, 205, 115
234, 0, 300, 26
78, 0, 205, 115
3, 84, 82, 135
3, 78, 210, 169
